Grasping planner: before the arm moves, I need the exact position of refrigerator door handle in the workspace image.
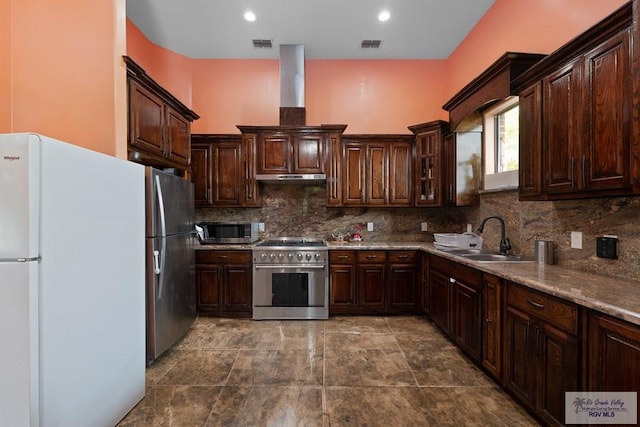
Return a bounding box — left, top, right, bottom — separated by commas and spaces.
152, 250, 161, 275
154, 175, 167, 299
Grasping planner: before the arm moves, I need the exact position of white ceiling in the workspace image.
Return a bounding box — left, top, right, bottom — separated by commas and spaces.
126, 0, 495, 60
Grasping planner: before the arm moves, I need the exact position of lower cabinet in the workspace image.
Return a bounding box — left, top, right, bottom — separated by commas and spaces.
587, 311, 640, 394
428, 254, 482, 361
329, 250, 419, 314
504, 282, 580, 426
195, 250, 252, 317
482, 273, 503, 381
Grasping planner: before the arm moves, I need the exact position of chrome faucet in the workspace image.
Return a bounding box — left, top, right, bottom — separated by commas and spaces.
477, 216, 511, 255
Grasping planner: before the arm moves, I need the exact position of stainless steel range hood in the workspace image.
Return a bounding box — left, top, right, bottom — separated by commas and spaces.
256, 173, 325, 184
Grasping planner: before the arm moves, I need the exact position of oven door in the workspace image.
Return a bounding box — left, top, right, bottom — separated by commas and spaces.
253, 264, 328, 320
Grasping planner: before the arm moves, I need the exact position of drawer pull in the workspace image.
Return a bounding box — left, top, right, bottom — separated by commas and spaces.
397, 255, 409, 259
337, 255, 349, 259
366, 255, 378, 260
527, 299, 545, 310
485, 318, 493, 323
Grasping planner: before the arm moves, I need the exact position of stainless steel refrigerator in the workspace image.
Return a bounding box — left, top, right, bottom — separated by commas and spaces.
145, 167, 196, 363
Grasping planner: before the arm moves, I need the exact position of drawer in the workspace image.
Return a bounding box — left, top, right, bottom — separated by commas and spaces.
388, 251, 418, 263
330, 250, 356, 264
430, 254, 481, 288
196, 250, 251, 264
508, 283, 578, 335
356, 251, 387, 263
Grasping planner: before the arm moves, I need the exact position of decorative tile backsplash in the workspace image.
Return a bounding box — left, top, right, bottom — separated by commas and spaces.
196, 185, 640, 282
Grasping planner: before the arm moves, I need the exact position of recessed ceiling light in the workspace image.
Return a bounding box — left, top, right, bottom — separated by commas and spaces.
378, 10, 390, 22
244, 11, 256, 22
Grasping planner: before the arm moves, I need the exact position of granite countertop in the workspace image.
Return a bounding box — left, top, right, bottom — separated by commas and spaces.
197, 240, 640, 326
327, 241, 640, 326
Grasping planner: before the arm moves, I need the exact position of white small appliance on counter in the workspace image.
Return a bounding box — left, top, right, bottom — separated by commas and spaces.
0, 133, 146, 426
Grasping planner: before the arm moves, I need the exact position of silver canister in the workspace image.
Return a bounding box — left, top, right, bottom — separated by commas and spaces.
535, 240, 554, 265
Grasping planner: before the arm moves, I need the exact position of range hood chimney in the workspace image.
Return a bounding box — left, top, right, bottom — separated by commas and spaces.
279, 44, 306, 125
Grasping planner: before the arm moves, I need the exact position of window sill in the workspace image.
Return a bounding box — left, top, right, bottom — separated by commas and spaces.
479, 185, 519, 194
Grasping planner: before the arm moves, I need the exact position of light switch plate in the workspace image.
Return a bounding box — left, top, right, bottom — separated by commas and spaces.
570, 231, 582, 249
258, 222, 265, 232
367, 222, 374, 231
421, 222, 429, 232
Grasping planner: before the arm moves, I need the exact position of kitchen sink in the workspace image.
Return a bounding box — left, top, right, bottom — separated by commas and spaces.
458, 253, 533, 263
439, 248, 492, 256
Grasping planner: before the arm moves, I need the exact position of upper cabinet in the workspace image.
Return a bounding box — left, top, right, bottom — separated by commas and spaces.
124, 57, 199, 173
408, 121, 449, 207
514, 3, 634, 200
340, 135, 414, 207
191, 134, 261, 208
237, 125, 347, 178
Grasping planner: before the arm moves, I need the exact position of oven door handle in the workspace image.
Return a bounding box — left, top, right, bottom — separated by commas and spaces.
254, 265, 326, 270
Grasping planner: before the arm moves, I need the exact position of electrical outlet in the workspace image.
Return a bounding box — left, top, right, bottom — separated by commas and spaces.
258, 222, 265, 232
367, 222, 374, 232
570, 231, 582, 249
421, 222, 429, 232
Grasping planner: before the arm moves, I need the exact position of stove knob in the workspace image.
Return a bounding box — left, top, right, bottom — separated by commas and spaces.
269, 253, 276, 261
261, 253, 267, 260
314, 253, 321, 260
305, 253, 312, 261
287, 253, 294, 260
278, 253, 285, 261
297, 253, 303, 260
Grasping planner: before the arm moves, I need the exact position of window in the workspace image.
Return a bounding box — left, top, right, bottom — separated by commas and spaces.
483, 96, 519, 190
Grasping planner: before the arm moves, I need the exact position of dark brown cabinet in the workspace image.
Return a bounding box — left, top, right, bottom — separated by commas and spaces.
504, 283, 580, 426
329, 251, 357, 312
125, 56, 198, 172
191, 134, 261, 207
238, 125, 346, 177
428, 255, 482, 361
329, 250, 419, 315
408, 121, 449, 206
516, 4, 634, 200
340, 135, 413, 207
587, 312, 640, 394
482, 274, 503, 381
195, 250, 252, 317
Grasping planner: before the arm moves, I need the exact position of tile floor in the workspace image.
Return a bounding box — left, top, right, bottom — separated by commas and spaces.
117, 316, 540, 426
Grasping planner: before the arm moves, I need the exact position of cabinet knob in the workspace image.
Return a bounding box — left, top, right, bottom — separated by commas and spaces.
449, 277, 456, 284
527, 299, 545, 310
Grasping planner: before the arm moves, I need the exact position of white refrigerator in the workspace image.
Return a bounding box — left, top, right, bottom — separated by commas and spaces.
0, 133, 146, 426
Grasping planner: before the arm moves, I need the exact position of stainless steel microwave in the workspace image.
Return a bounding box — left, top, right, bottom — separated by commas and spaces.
195, 222, 259, 244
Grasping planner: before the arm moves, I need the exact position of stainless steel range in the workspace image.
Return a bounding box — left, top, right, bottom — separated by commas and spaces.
252, 237, 328, 320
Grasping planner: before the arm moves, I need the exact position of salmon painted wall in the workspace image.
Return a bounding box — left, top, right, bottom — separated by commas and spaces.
127, 0, 630, 134
446, 0, 629, 101
5, 0, 128, 156
126, 20, 193, 109
0, 0, 11, 133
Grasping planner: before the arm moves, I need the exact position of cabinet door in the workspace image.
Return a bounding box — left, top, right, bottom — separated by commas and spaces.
357, 264, 386, 311
221, 264, 252, 312
367, 144, 387, 205
212, 142, 242, 206
482, 274, 503, 379
420, 253, 430, 314
388, 263, 418, 313
543, 59, 582, 195
582, 28, 631, 192
242, 134, 261, 207
326, 133, 343, 206
165, 105, 190, 166
128, 80, 165, 156
196, 265, 221, 313
504, 306, 537, 412
388, 142, 412, 206
293, 134, 324, 173
454, 280, 482, 361
191, 143, 213, 207
537, 322, 579, 426
258, 133, 291, 173
443, 133, 456, 205
429, 268, 452, 334
588, 312, 640, 393
343, 143, 366, 205
330, 264, 357, 309
415, 130, 441, 206
519, 82, 543, 199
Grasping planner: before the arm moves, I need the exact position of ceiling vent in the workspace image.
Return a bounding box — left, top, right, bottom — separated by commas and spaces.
252, 39, 273, 48
361, 40, 382, 49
